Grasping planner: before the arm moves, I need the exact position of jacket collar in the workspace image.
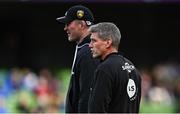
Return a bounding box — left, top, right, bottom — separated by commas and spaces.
77, 34, 91, 47
101, 52, 119, 62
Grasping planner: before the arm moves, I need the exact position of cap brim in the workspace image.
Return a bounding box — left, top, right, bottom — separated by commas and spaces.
56, 16, 71, 24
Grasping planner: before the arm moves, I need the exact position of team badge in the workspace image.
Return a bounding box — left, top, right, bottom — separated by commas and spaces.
77, 10, 84, 19
127, 79, 137, 100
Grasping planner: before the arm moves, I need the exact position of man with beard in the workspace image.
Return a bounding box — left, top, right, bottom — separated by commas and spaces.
56, 5, 99, 113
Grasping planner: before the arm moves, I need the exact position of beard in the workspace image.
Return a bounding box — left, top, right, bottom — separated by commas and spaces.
91, 50, 101, 59
68, 36, 76, 42
67, 32, 81, 42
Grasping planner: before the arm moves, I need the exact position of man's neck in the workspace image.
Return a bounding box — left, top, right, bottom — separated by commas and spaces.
101, 48, 118, 60
78, 29, 90, 44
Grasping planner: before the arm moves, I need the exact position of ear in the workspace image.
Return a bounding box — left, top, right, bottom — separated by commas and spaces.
106, 39, 112, 48
80, 21, 87, 29
75, 20, 84, 29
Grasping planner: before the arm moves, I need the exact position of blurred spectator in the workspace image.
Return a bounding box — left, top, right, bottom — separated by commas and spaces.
22, 68, 38, 91
34, 68, 61, 113
141, 69, 152, 99
0, 95, 7, 113
10, 68, 24, 91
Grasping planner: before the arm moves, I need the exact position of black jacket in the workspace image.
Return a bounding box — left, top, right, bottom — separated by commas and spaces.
65, 35, 99, 113
88, 53, 141, 113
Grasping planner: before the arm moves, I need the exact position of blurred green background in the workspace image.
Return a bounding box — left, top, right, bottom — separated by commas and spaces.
1, 64, 180, 113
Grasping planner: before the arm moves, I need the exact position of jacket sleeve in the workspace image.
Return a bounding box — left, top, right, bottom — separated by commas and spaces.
78, 51, 99, 112
88, 69, 113, 113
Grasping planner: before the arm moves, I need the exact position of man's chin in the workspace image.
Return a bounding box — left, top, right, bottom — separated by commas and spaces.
68, 37, 75, 42
92, 54, 99, 59
68, 37, 79, 42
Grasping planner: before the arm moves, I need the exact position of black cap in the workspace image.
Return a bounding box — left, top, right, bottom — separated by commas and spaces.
56, 5, 94, 26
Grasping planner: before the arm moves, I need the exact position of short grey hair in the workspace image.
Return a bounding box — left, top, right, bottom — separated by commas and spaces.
89, 22, 121, 49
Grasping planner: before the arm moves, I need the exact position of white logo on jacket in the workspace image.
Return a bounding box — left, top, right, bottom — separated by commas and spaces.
122, 62, 135, 73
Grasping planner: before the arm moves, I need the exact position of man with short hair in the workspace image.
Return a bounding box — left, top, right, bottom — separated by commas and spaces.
56, 5, 99, 113
88, 22, 141, 113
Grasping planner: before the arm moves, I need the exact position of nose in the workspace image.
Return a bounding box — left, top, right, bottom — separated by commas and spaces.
64, 25, 67, 31
89, 41, 93, 48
